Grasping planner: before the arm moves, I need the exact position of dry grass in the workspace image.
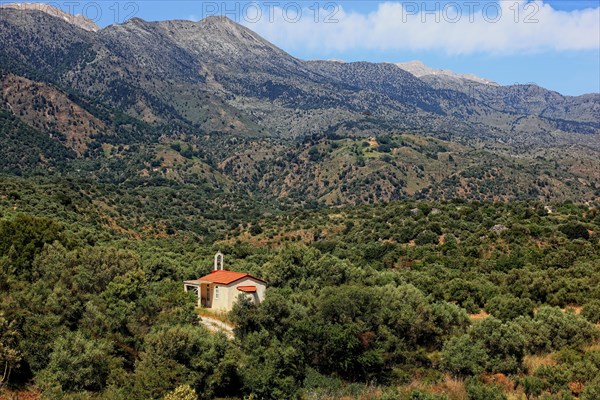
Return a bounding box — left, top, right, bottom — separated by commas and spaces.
584, 339, 600, 352
0, 388, 41, 400
357, 387, 384, 400
197, 307, 233, 326
506, 392, 526, 400
468, 310, 490, 321
561, 305, 583, 315
435, 376, 468, 399
523, 353, 557, 374
482, 373, 515, 392
400, 374, 468, 400
303, 385, 383, 400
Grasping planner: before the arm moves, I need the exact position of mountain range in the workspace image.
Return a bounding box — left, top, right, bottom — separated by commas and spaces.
1, 4, 599, 218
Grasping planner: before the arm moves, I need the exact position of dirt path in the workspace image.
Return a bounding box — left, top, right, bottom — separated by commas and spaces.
199, 316, 235, 339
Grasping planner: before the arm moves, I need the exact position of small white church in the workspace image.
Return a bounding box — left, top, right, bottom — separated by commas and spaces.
183, 252, 267, 312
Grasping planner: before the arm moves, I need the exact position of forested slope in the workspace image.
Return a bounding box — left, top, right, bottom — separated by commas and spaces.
1, 197, 599, 399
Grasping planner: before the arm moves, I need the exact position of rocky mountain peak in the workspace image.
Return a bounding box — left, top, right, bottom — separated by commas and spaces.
199, 15, 239, 28
132, 15, 289, 64
0, 2, 100, 32
396, 60, 497, 85
194, 16, 282, 52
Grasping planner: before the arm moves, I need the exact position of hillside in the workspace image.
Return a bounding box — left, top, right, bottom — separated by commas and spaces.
1, 191, 600, 399
0, 8, 600, 204
0, 6, 599, 220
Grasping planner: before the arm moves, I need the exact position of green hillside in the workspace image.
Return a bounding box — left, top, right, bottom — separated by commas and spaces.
1, 185, 599, 399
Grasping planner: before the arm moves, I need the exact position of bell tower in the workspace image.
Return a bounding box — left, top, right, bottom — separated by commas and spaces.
214, 251, 224, 271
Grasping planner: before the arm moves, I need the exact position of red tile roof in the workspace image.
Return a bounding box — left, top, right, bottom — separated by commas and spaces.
237, 286, 257, 293
197, 270, 266, 285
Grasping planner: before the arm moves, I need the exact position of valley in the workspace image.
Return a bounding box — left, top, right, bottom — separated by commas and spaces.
0, 4, 599, 400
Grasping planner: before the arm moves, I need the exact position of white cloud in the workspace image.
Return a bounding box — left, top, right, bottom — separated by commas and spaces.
241, 1, 600, 55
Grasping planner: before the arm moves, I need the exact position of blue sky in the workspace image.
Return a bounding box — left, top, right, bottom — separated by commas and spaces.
12, 1, 600, 95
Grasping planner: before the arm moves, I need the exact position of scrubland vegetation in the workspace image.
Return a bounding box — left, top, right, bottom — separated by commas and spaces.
1, 191, 599, 399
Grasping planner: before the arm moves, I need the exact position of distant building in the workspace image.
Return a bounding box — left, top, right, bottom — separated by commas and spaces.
183, 252, 266, 312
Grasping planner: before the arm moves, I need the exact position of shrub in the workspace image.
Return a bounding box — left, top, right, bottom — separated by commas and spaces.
485, 295, 534, 321
414, 230, 439, 246
534, 365, 571, 394
517, 306, 599, 353
408, 391, 449, 400
559, 223, 590, 240
469, 317, 526, 374
521, 376, 544, 400
581, 300, 600, 324
37, 332, 118, 393
465, 377, 507, 400
581, 377, 600, 400
163, 385, 198, 400
442, 335, 488, 377
250, 224, 263, 235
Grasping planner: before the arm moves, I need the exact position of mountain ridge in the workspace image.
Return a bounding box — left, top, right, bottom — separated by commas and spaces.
0, 2, 100, 31
0, 9, 599, 205
1, 9, 597, 139
395, 60, 498, 86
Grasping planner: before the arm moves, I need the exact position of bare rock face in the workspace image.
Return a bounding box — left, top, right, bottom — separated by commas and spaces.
0, 7, 598, 148
396, 60, 497, 86
0, 8, 599, 203
1, 3, 100, 32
